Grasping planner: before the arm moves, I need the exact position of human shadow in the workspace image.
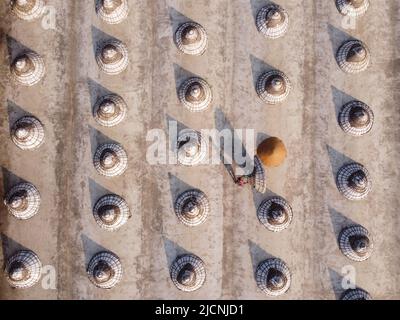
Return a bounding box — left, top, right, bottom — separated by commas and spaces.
81, 234, 109, 266
326, 144, 355, 183
165, 114, 190, 155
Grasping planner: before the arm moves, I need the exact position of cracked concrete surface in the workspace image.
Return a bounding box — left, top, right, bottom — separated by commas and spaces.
0, 0, 399, 300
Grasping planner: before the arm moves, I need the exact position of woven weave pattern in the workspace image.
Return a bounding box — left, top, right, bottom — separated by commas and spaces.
93, 194, 131, 231
339, 225, 373, 262
87, 251, 123, 289
256, 70, 291, 104
338, 101, 374, 136
96, 40, 129, 75
257, 197, 293, 232
336, 162, 371, 200
5, 250, 42, 289
174, 189, 210, 227
11, 0, 45, 21
96, 0, 129, 25
170, 254, 206, 292
336, 0, 369, 17
256, 3, 289, 39
175, 22, 208, 56
256, 258, 291, 296
93, 143, 128, 177
178, 77, 212, 112
11, 116, 45, 150
11, 52, 45, 86
4, 182, 41, 220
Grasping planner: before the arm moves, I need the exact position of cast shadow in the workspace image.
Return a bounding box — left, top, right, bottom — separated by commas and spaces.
89, 125, 119, 160
249, 54, 277, 92
81, 234, 109, 266
330, 86, 357, 118
88, 178, 115, 210
214, 108, 254, 182
256, 132, 272, 146
165, 114, 190, 154
1, 233, 29, 267
326, 144, 355, 183
91, 26, 121, 58
6, 100, 35, 133
249, 0, 274, 26
1, 167, 29, 194
327, 24, 357, 59
248, 240, 276, 277
168, 6, 193, 35
6, 35, 34, 63
252, 187, 282, 214
328, 206, 359, 242
163, 236, 190, 268
328, 268, 344, 300
168, 173, 195, 210
173, 63, 198, 97
87, 77, 116, 109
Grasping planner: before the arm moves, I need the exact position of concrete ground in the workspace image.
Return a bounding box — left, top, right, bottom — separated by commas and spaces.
0, 0, 399, 300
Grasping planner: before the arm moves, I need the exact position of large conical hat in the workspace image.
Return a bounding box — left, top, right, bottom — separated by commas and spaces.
177, 130, 208, 166
170, 254, 206, 292
336, 0, 369, 17
11, 116, 45, 150
336, 162, 371, 200
175, 22, 208, 56
93, 194, 131, 231
257, 197, 293, 232
257, 137, 287, 167
87, 251, 123, 289
256, 70, 291, 104
93, 94, 127, 127
256, 258, 291, 296
338, 100, 374, 136
336, 40, 370, 74
4, 182, 41, 220
174, 189, 210, 227
256, 3, 289, 39
11, 51, 45, 86
339, 225, 373, 262
96, 0, 129, 24
96, 40, 129, 75
93, 143, 128, 177
11, 0, 45, 21
5, 250, 42, 289
178, 77, 212, 112
341, 288, 372, 300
